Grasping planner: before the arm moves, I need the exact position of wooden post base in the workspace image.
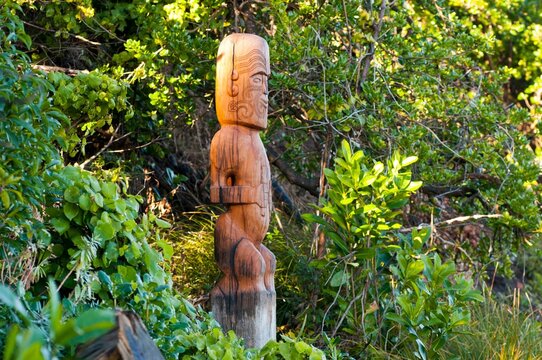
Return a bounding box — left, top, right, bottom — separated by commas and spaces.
211, 289, 276, 349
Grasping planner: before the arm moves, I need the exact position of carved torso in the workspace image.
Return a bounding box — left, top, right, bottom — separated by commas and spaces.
210, 125, 271, 240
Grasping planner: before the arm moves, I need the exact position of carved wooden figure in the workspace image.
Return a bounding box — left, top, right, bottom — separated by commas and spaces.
210, 33, 276, 348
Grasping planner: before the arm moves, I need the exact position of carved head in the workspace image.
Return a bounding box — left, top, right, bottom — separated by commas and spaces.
216, 33, 270, 129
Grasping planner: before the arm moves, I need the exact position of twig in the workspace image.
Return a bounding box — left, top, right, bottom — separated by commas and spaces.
23, 21, 101, 46
399, 214, 503, 233
80, 126, 125, 168
107, 136, 167, 154
357, 0, 387, 87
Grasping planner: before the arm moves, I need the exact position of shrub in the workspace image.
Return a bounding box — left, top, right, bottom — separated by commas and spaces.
304, 140, 482, 357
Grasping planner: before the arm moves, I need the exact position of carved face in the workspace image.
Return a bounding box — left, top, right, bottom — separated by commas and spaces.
216, 34, 270, 129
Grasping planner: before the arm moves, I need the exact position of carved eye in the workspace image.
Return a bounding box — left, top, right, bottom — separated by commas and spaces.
252, 76, 262, 84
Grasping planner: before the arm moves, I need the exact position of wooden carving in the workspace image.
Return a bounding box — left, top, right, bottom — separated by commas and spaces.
210, 33, 276, 348
77, 310, 164, 360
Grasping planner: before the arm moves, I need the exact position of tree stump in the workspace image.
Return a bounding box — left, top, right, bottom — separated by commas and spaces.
210, 33, 276, 349
76, 310, 164, 360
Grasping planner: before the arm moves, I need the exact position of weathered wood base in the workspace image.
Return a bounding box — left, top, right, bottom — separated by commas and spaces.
76, 310, 164, 360
211, 289, 276, 349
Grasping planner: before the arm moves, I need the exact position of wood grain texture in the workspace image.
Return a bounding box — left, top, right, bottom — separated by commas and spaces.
76, 310, 164, 360
210, 33, 276, 348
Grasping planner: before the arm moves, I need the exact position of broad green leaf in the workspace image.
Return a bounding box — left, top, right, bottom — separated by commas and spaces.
3, 325, 18, 360
360, 174, 377, 187
406, 260, 425, 279
340, 197, 356, 205
278, 342, 292, 359
104, 241, 119, 261
101, 182, 117, 199
373, 162, 384, 175
355, 247, 376, 260
79, 193, 91, 211
51, 217, 70, 234
64, 186, 80, 203
385, 312, 407, 326
63, 202, 80, 220
94, 221, 116, 242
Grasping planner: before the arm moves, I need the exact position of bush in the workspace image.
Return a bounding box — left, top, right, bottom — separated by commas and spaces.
304, 140, 482, 357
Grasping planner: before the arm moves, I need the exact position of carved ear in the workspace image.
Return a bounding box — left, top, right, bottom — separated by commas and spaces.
228, 70, 239, 96
229, 84, 239, 97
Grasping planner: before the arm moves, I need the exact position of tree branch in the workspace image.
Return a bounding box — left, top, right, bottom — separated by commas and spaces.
266, 144, 320, 197
32, 64, 87, 76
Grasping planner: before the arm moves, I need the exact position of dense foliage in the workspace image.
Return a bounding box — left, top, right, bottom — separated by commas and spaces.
2, 0, 542, 358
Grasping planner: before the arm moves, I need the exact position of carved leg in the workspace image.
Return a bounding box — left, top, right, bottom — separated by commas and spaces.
212, 213, 239, 296
211, 215, 275, 348
212, 213, 267, 295
234, 238, 266, 293
259, 244, 276, 292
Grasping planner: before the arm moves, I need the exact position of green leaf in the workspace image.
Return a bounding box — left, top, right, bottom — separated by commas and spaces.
101, 182, 117, 199
56, 308, 115, 346
328, 231, 349, 255
405, 260, 425, 280
96, 271, 113, 294
104, 241, 119, 261
301, 213, 327, 225
385, 312, 407, 326
278, 342, 292, 358
463, 290, 484, 302
1, 190, 10, 209
407, 181, 423, 192
64, 186, 80, 203
157, 239, 174, 260
51, 217, 70, 234
294, 341, 312, 354
340, 139, 352, 161
79, 193, 91, 211
355, 247, 376, 259
155, 218, 172, 229
3, 324, 18, 360
94, 221, 116, 242
330, 270, 350, 287
94, 192, 104, 207
47, 279, 62, 338
401, 156, 418, 167
0, 285, 30, 325
340, 197, 357, 205
63, 202, 80, 220
360, 174, 377, 187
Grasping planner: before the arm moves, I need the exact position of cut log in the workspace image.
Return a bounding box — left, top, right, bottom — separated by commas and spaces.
76, 310, 164, 360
